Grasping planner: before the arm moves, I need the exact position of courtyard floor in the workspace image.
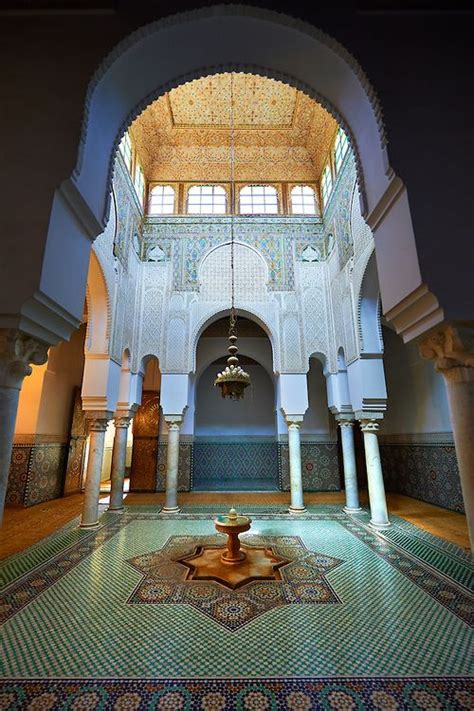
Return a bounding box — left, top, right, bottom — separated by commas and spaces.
0, 495, 472, 708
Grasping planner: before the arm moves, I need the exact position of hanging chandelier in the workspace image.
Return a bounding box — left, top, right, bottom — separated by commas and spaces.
214, 74, 251, 401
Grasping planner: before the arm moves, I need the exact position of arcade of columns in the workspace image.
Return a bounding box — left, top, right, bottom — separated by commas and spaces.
0, 315, 472, 548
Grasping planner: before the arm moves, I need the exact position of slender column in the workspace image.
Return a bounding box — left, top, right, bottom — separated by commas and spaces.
286, 416, 306, 514
80, 414, 111, 527
162, 416, 182, 514
0, 329, 48, 526
360, 419, 390, 528
337, 418, 361, 513
109, 413, 132, 512
420, 324, 474, 551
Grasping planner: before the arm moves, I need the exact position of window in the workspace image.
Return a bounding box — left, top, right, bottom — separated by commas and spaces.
290, 185, 317, 215
321, 164, 333, 206
239, 185, 278, 214
187, 185, 226, 214
334, 128, 349, 172
133, 163, 145, 205
148, 185, 175, 215
119, 132, 132, 171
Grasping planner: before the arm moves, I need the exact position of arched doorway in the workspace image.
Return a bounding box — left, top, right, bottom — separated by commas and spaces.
193, 316, 278, 491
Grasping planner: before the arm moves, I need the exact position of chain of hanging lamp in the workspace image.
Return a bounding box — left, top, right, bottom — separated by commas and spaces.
214, 73, 251, 400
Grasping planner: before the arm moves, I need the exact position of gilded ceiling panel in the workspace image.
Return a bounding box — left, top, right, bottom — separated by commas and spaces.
131, 73, 338, 183
168, 74, 297, 127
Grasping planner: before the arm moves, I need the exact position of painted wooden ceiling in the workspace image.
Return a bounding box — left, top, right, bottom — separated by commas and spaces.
131, 73, 337, 183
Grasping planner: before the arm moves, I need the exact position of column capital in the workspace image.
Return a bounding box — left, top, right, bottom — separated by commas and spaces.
359, 419, 380, 433
285, 415, 304, 428
0, 329, 49, 389
335, 414, 355, 428
85, 411, 112, 432
419, 323, 474, 382
113, 415, 132, 429
164, 415, 183, 430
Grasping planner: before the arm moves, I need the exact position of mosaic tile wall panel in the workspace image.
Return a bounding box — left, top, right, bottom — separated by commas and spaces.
193, 442, 279, 485
24, 444, 68, 507
63, 437, 86, 495
381, 444, 464, 513
5, 444, 31, 506
6, 443, 68, 507
279, 443, 340, 491
156, 443, 192, 492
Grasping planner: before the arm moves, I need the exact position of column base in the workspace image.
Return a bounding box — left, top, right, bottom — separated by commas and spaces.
369, 519, 391, 530
288, 505, 307, 515
161, 506, 181, 514
108, 506, 125, 513
79, 520, 100, 528
343, 506, 362, 514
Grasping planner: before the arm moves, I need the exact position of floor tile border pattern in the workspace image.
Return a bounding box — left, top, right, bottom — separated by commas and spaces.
1, 511, 472, 628
0, 676, 472, 710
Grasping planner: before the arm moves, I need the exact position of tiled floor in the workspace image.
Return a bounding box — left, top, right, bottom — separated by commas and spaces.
1, 489, 469, 560
1, 503, 472, 707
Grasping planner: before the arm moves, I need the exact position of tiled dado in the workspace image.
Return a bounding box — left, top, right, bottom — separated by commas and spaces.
156, 442, 193, 492
279, 442, 340, 491
380, 442, 464, 513
152, 440, 341, 492
6, 441, 68, 508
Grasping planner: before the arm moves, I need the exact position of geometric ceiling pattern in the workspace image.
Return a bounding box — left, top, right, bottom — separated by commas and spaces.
131, 73, 338, 183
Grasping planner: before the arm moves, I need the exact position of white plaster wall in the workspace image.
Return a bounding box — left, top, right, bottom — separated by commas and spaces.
382, 326, 452, 435
195, 363, 276, 437
302, 359, 331, 435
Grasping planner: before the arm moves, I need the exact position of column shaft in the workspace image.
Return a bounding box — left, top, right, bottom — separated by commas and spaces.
339, 422, 361, 512
80, 418, 109, 527
109, 417, 131, 511
287, 421, 306, 514
162, 420, 181, 513
361, 421, 389, 528
443, 369, 474, 549
0, 387, 21, 523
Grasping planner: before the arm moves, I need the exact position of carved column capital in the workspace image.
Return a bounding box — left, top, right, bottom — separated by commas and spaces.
419, 323, 474, 382
0, 329, 49, 389
86, 412, 112, 433
359, 419, 380, 434
165, 416, 183, 431
285, 415, 304, 429
114, 416, 132, 430
339, 421, 355, 429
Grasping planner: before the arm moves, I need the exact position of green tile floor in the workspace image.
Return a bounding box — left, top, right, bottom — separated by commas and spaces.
1, 511, 472, 680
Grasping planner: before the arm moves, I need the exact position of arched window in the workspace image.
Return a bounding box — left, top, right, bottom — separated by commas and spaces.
148, 185, 175, 215
334, 127, 349, 172
290, 186, 317, 215
321, 163, 333, 207
187, 185, 226, 214
133, 162, 145, 206
239, 185, 278, 214
118, 132, 132, 172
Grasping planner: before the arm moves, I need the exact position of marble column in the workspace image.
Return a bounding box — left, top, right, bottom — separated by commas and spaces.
162, 416, 182, 514
420, 324, 474, 551
337, 418, 361, 513
286, 416, 306, 514
80, 413, 111, 527
108, 413, 132, 512
360, 419, 390, 528
0, 329, 48, 526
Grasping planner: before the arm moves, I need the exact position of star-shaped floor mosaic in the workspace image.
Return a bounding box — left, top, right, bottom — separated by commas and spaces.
126, 534, 344, 630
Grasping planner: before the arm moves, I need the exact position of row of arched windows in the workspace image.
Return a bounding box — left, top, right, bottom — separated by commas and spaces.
148, 184, 318, 216
321, 127, 349, 207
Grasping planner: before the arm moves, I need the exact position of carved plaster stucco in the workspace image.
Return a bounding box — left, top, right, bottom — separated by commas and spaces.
95, 141, 376, 383
131, 73, 337, 183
